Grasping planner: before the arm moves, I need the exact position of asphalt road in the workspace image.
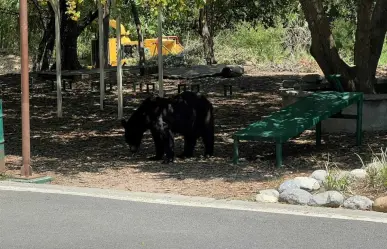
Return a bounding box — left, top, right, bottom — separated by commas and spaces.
1, 189, 387, 249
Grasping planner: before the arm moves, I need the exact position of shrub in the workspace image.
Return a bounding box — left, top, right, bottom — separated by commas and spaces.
356, 148, 387, 189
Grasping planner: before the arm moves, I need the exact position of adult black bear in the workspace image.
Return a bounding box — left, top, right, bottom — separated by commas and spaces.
121, 91, 215, 164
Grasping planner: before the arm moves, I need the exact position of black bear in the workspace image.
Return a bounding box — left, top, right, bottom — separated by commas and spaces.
121, 91, 215, 164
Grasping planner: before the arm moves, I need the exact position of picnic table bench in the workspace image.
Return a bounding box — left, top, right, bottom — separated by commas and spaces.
232, 91, 364, 167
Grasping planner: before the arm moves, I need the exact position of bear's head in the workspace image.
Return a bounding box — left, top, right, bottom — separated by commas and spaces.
121, 97, 155, 153
121, 117, 145, 153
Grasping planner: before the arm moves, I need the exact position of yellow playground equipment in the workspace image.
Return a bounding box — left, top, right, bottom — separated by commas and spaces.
92, 20, 185, 67
143, 36, 185, 57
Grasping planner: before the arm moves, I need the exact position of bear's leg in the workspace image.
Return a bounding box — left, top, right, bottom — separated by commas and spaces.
178, 134, 197, 159
149, 128, 164, 160
161, 129, 175, 164
201, 127, 215, 157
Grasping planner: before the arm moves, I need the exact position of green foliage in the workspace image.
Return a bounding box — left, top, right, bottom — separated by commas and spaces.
331, 18, 355, 64
0, 173, 8, 180
322, 156, 351, 192
324, 169, 351, 192
1, 0, 387, 72
214, 22, 288, 65
378, 41, 387, 65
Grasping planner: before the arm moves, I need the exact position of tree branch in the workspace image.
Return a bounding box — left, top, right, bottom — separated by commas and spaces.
77, 10, 98, 35
28, 0, 47, 30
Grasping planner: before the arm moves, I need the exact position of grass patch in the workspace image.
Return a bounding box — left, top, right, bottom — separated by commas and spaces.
357, 148, 387, 191
323, 155, 351, 192
0, 173, 9, 180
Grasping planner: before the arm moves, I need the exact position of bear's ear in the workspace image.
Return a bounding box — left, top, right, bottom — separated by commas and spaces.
121, 119, 127, 127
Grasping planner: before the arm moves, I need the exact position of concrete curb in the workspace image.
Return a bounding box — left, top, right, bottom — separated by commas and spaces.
1, 180, 387, 223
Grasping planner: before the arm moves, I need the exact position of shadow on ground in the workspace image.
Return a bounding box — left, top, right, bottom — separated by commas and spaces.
1, 71, 387, 184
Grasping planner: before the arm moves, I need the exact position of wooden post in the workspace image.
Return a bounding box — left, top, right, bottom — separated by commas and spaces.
98, 0, 105, 110
157, 4, 163, 97
116, 12, 123, 119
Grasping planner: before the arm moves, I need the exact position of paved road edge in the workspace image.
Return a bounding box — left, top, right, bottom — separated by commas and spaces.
1, 181, 387, 223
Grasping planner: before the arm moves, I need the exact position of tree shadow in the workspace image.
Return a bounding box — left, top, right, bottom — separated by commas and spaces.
1, 72, 384, 183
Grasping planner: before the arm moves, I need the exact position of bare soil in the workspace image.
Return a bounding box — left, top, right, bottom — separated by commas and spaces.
1, 65, 387, 201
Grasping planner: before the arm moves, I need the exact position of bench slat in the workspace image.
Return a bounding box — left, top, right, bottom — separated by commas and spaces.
233, 91, 363, 142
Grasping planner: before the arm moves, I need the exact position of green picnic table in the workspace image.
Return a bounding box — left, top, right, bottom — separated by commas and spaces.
232, 91, 364, 167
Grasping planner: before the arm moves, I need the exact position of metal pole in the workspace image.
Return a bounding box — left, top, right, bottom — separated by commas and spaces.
98, 0, 105, 110
20, 0, 31, 177
116, 13, 123, 119
157, 4, 163, 97
54, 2, 62, 117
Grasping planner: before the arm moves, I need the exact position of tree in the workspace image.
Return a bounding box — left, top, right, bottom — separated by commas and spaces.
33, 0, 98, 71
299, 0, 387, 93
128, 0, 146, 75
198, 1, 216, 65
138, 0, 208, 63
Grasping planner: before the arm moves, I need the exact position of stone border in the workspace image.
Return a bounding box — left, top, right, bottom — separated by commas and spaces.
256, 167, 387, 213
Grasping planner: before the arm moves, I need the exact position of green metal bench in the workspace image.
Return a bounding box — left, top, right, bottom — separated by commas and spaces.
232, 91, 364, 167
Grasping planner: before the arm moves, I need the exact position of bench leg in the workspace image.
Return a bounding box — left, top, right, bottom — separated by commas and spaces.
356, 97, 363, 146
276, 142, 283, 168
232, 138, 239, 164
316, 121, 321, 146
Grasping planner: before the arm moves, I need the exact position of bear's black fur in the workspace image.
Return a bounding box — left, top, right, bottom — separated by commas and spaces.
121, 91, 215, 164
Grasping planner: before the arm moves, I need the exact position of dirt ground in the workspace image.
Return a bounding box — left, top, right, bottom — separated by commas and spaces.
1, 66, 387, 201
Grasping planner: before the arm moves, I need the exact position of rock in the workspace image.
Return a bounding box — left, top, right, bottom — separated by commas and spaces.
349, 169, 368, 180
221, 65, 244, 78
259, 189, 279, 198
308, 191, 344, 208
279, 189, 312, 205
256, 189, 279, 203
310, 170, 327, 184
278, 179, 300, 193
343, 195, 373, 210
301, 74, 324, 83
255, 194, 278, 203
373, 196, 387, 213
293, 177, 320, 191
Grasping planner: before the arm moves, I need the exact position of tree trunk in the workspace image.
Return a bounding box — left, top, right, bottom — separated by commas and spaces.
54, 0, 82, 70
48, 0, 98, 70
102, 0, 111, 67
299, 0, 387, 93
354, 0, 387, 93
198, 3, 217, 65
34, 5, 55, 71
129, 0, 146, 75
299, 0, 356, 91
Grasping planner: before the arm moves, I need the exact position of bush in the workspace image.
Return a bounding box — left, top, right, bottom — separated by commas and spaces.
73, 17, 387, 70
331, 19, 355, 64
214, 22, 288, 65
